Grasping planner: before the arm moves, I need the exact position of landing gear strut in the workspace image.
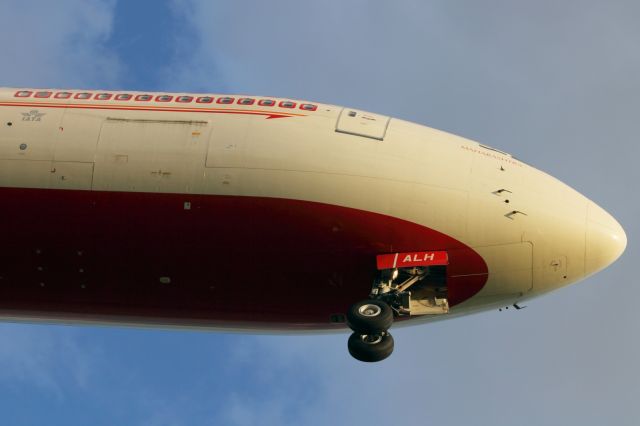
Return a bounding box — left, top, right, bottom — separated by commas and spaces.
346, 299, 395, 362
345, 252, 451, 362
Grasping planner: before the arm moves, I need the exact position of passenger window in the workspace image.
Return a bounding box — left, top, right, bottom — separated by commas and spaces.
217, 97, 234, 104
279, 101, 296, 108
156, 95, 173, 102
55, 92, 72, 99
115, 94, 132, 101
258, 99, 275, 106
75, 93, 92, 99
238, 98, 255, 105
135, 94, 152, 101
95, 93, 112, 100
15, 90, 32, 98
34, 91, 53, 98
300, 104, 317, 111
177, 96, 194, 103
196, 96, 214, 103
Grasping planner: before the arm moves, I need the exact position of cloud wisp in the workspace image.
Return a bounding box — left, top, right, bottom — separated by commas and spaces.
0, 0, 121, 89
0, 324, 94, 399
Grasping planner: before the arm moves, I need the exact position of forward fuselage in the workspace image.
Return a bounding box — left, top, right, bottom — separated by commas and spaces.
0, 88, 626, 331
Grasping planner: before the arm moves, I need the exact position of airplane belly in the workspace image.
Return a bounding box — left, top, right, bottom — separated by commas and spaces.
0, 187, 488, 331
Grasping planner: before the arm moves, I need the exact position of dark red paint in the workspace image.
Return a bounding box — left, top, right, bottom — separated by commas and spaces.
0, 188, 487, 330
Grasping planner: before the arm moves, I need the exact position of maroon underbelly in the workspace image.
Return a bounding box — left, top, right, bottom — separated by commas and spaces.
0, 188, 487, 330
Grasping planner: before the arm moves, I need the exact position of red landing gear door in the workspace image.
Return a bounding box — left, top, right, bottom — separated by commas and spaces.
376, 251, 449, 270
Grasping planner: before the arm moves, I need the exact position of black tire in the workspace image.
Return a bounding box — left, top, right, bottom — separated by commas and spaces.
346, 299, 394, 334
348, 332, 394, 362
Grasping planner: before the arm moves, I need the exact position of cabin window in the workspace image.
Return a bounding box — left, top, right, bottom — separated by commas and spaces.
135, 94, 152, 101
196, 96, 214, 104
34, 91, 52, 98
55, 92, 72, 99
95, 93, 113, 100
300, 104, 317, 111
75, 93, 92, 99
156, 95, 173, 102
279, 101, 296, 108
238, 98, 255, 105
217, 97, 234, 104
176, 96, 194, 103
258, 99, 275, 106
115, 94, 132, 101
15, 91, 32, 98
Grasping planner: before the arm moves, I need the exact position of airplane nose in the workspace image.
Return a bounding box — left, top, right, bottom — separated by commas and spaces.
585, 202, 627, 277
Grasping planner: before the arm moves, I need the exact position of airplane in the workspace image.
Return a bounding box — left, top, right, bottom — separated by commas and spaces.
0, 88, 626, 362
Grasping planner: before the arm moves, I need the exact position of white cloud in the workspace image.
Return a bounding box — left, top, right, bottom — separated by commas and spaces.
0, 324, 94, 398
0, 0, 121, 89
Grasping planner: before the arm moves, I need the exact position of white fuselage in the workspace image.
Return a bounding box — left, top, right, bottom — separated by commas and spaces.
0, 88, 626, 331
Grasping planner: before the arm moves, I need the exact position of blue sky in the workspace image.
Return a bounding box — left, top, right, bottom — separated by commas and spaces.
1, 1, 639, 425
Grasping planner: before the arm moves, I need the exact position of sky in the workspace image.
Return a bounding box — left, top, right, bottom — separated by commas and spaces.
0, 1, 639, 424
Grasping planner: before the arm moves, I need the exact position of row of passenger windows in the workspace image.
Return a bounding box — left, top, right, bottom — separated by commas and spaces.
13, 90, 318, 111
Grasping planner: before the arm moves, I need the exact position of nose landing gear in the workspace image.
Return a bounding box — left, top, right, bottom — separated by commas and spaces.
345, 250, 451, 362
346, 299, 395, 362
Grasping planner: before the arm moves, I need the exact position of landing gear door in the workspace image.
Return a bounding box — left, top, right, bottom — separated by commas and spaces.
335, 108, 390, 141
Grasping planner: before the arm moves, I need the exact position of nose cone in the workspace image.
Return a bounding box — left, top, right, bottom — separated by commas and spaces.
585, 202, 627, 277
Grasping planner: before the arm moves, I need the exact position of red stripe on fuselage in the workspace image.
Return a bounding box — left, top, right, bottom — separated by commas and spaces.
0, 188, 487, 330
0, 101, 304, 119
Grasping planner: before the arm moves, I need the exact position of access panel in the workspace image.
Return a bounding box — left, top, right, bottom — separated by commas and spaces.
473, 241, 533, 296
93, 118, 210, 193
0, 159, 93, 190
335, 108, 390, 141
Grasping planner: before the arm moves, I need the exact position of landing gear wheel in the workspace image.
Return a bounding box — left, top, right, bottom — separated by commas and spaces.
348, 332, 394, 362
347, 299, 394, 334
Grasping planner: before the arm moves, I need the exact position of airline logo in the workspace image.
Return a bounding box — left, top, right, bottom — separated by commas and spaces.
21, 110, 45, 122
376, 251, 449, 270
